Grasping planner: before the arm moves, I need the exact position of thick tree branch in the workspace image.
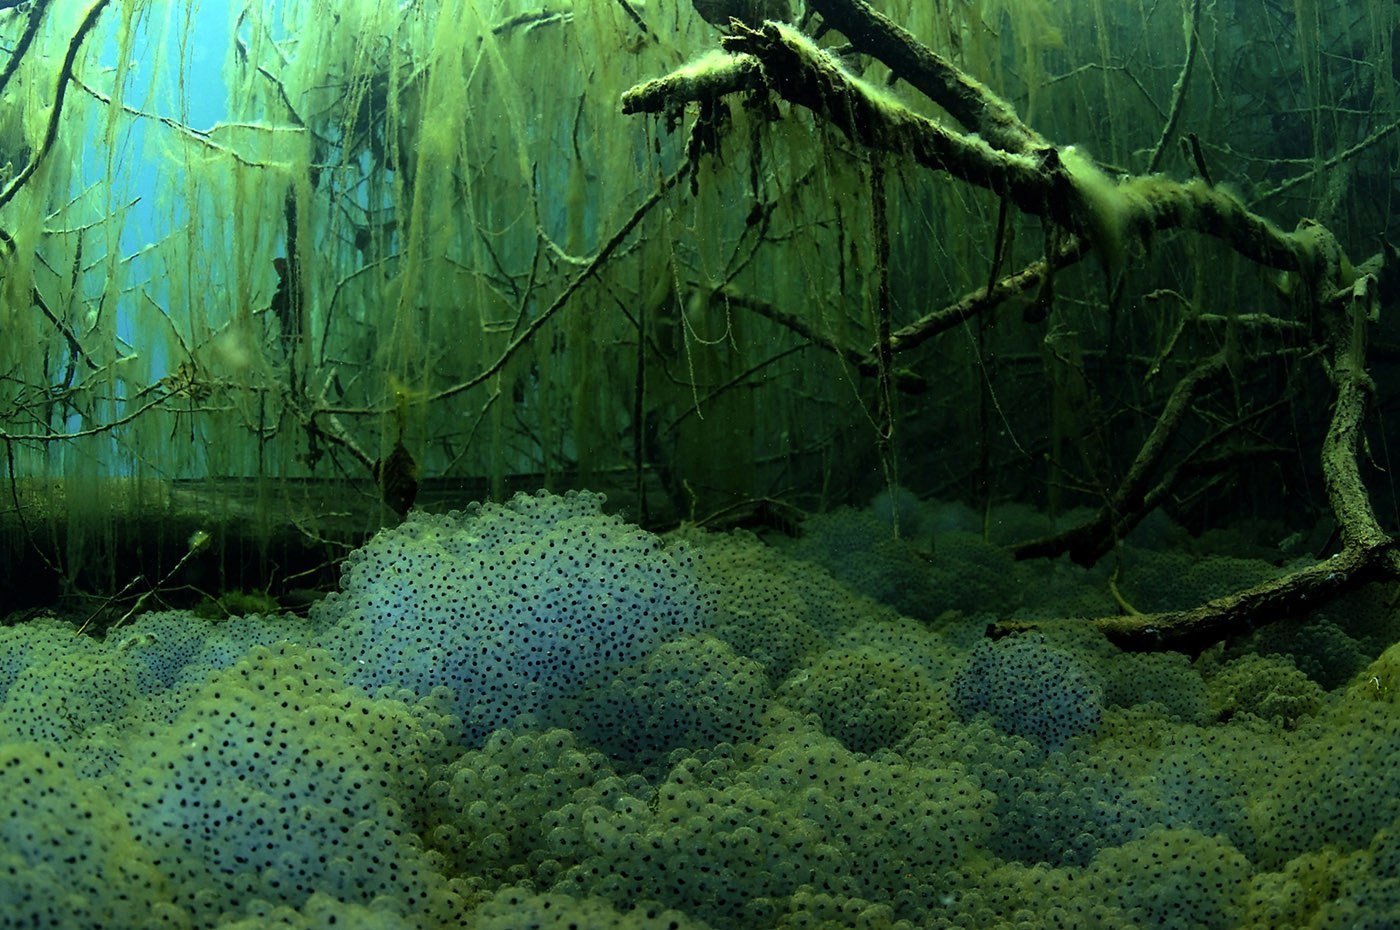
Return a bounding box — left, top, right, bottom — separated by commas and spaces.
621, 51, 763, 117
806, 0, 1045, 154
717, 23, 1065, 222
629, 21, 1329, 278
1319, 275, 1393, 556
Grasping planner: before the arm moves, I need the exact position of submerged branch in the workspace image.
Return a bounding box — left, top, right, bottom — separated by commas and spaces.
0, 390, 171, 443
0, 0, 112, 213
880, 236, 1091, 356
621, 51, 763, 116
316, 163, 690, 421
629, 20, 1330, 278
713, 286, 926, 392
626, 12, 1396, 653
1146, 0, 1202, 173
994, 547, 1385, 654
75, 76, 300, 169
1013, 351, 1230, 566
717, 23, 1061, 223
427, 162, 689, 405
806, 0, 1045, 154
0, 0, 50, 101
998, 276, 1399, 652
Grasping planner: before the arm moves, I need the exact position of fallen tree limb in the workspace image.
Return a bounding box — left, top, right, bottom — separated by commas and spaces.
994, 275, 1399, 651
992, 545, 1386, 654
716, 22, 1068, 224
631, 21, 1330, 277
805, 0, 1045, 154
621, 51, 763, 118
625, 13, 1398, 652
1317, 273, 1397, 560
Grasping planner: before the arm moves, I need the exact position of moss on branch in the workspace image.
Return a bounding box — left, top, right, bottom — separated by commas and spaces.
806, 0, 1045, 154
627, 21, 1339, 281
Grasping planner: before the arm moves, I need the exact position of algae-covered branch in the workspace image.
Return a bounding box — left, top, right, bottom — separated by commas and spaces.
624, 1, 1400, 648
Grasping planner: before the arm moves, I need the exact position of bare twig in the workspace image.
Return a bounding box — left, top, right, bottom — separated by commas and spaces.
75, 76, 303, 169
1012, 351, 1229, 565
1255, 115, 1400, 204
0, 390, 170, 443
1146, 0, 1202, 173
0, 0, 112, 212
880, 236, 1092, 357
0, 0, 50, 100
319, 163, 689, 419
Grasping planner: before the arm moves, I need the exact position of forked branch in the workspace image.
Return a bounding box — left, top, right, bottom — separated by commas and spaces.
624, 7, 1398, 651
